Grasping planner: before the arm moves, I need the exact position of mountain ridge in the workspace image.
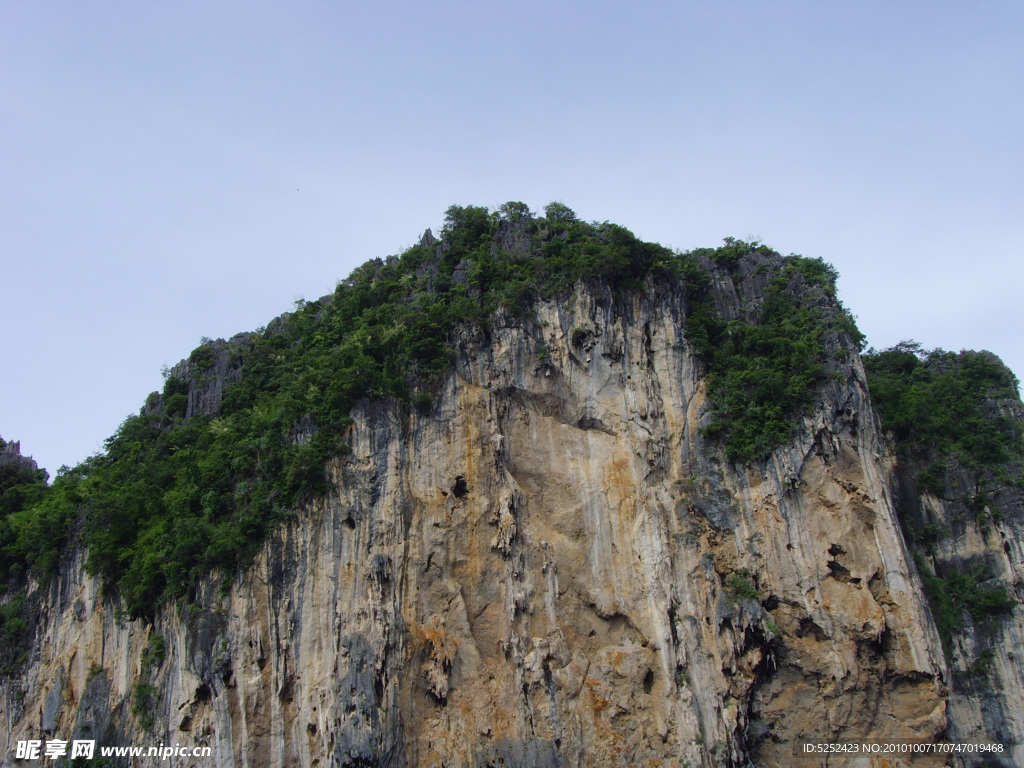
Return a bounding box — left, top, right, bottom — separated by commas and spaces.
1, 204, 1022, 767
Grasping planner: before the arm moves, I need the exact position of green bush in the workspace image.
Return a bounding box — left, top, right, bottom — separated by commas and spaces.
142, 632, 166, 669
725, 569, 760, 600
0, 596, 29, 675
684, 249, 863, 463
543, 201, 576, 222
915, 553, 1016, 654
164, 392, 187, 419
0, 441, 49, 517
864, 343, 1022, 475
188, 345, 216, 371
413, 392, 433, 415
0, 439, 53, 583
966, 648, 995, 678
132, 679, 157, 729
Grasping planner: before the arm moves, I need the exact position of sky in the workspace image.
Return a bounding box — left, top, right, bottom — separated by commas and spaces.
2, 1, 1022, 475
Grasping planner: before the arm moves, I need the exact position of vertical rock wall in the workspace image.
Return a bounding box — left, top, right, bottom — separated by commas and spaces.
893, 446, 1024, 765
1, 280, 955, 767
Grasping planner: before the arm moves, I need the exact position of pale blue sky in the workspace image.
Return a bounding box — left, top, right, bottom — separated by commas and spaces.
2, 1, 1022, 474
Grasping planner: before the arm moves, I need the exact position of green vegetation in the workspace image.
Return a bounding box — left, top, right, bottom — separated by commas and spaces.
725, 569, 760, 600
0, 205, 858, 624
132, 632, 166, 730
965, 648, 996, 679
570, 326, 589, 347
863, 342, 1023, 478
763, 617, 783, 637
915, 554, 1015, 653
0, 595, 29, 676
867, 345, 1022, 661
684, 246, 864, 463
0, 438, 49, 515
132, 677, 158, 730
0, 438, 59, 581
141, 631, 166, 669
0, 438, 66, 674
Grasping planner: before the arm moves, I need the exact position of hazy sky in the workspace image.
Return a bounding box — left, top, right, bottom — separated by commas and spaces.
2, 1, 1022, 475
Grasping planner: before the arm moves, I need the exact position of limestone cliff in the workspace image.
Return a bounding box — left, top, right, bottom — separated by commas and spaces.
867, 347, 1024, 763
0, 215, 1020, 767
908, 452, 1024, 755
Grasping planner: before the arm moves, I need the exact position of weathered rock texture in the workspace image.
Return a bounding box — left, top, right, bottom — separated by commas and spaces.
2, 270, 1020, 767
0, 439, 41, 475
891, 392, 1024, 766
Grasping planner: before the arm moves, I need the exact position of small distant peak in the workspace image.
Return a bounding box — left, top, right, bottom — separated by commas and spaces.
419, 228, 437, 247
0, 435, 39, 471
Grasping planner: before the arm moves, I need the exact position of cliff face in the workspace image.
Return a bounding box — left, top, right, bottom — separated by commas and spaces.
2, 269, 959, 767
891, 396, 1024, 754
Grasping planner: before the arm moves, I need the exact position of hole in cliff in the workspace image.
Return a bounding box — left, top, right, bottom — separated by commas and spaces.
256, 656, 267, 670
279, 678, 294, 703
826, 560, 851, 583
868, 572, 887, 602
195, 683, 212, 703
307, 722, 317, 737
427, 689, 449, 707
796, 617, 828, 641
343, 515, 356, 530
643, 669, 654, 694
374, 674, 384, 704
667, 601, 680, 645
179, 715, 193, 732
452, 476, 468, 498
857, 629, 890, 662
828, 543, 846, 557
760, 594, 779, 611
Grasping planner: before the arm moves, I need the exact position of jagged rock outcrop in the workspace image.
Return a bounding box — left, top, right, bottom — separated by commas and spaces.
143, 334, 252, 421
1, 273, 961, 767
0, 439, 41, 475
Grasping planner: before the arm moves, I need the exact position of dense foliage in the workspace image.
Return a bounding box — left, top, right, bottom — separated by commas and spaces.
0, 438, 53, 673
685, 245, 864, 463
863, 343, 1023, 476
0, 439, 65, 582
865, 345, 1023, 656
0, 439, 49, 516
0, 205, 858, 620
915, 554, 1016, 654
